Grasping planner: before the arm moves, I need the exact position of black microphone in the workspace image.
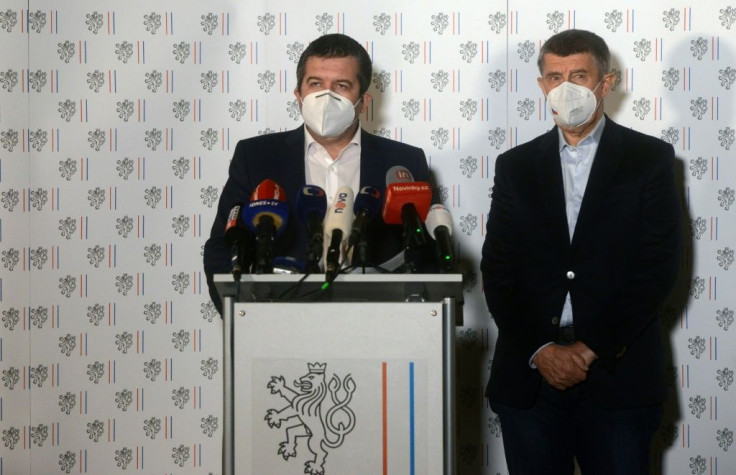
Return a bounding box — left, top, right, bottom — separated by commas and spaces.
223, 203, 252, 281
381, 166, 432, 272
425, 204, 455, 272
296, 185, 327, 274
323, 186, 354, 284
349, 185, 381, 268
241, 179, 290, 274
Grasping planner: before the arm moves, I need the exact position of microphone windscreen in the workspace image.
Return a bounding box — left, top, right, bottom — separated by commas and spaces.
385, 165, 414, 185
324, 186, 354, 239
381, 182, 432, 225
250, 178, 286, 202
296, 185, 327, 222
242, 200, 290, 236
242, 179, 289, 236
425, 203, 453, 237
353, 185, 382, 216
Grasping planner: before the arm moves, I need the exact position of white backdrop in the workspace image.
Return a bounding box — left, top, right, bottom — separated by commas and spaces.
1, 0, 734, 474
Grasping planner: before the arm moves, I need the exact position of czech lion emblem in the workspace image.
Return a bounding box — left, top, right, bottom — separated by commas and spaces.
265, 362, 357, 475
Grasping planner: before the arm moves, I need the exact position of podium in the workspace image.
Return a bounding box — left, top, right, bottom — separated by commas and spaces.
215, 274, 463, 475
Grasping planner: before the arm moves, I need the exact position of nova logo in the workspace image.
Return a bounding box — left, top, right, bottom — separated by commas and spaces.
333, 192, 349, 212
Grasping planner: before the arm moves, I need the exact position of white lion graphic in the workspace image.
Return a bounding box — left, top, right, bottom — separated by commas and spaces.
265, 362, 356, 475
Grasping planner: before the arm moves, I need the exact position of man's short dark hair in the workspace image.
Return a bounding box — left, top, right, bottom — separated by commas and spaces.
537, 29, 611, 80
296, 33, 372, 96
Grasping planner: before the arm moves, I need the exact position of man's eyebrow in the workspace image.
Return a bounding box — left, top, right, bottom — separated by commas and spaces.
304, 76, 354, 85
543, 68, 589, 77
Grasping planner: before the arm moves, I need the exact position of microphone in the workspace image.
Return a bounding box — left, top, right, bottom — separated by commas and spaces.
381, 166, 432, 272
349, 186, 381, 268
382, 166, 432, 249
223, 203, 252, 280
425, 203, 455, 272
241, 179, 289, 274
324, 186, 354, 283
296, 185, 327, 274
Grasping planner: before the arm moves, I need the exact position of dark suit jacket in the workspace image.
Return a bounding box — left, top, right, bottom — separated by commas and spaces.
481, 117, 681, 410
204, 126, 430, 311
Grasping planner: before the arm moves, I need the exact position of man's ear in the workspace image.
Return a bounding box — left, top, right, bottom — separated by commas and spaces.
359, 92, 373, 113
600, 72, 615, 98
536, 77, 546, 96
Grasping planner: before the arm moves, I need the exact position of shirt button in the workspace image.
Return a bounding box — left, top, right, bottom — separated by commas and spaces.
566, 271, 575, 280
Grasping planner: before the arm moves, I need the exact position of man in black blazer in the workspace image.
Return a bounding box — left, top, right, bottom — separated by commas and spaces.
204, 34, 429, 312
481, 30, 681, 474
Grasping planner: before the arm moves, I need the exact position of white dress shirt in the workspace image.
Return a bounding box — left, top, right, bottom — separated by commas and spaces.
303, 125, 361, 204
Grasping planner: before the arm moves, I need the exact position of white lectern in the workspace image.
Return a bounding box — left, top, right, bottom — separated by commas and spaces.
215, 274, 463, 475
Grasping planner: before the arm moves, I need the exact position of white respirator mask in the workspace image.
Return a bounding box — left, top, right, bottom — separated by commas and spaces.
546, 80, 602, 128
300, 90, 361, 138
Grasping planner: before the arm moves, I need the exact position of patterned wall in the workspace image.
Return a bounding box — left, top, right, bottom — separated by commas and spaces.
1, 0, 734, 473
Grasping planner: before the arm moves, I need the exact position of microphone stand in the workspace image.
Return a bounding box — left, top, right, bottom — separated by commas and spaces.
305, 215, 323, 274
253, 215, 276, 274
401, 203, 427, 273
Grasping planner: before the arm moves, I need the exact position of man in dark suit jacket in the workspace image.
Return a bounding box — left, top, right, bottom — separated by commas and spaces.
204, 34, 429, 312
481, 30, 681, 474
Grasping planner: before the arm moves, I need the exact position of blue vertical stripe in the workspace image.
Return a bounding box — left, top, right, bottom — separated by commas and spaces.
409, 362, 415, 475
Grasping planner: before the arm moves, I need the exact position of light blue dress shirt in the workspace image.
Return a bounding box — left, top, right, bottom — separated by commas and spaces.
557, 116, 606, 328
528, 116, 606, 367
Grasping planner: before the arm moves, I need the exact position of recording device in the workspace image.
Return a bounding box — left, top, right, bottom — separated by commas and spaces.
241, 179, 289, 274
425, 203, 455, 272
381, 166, 432, 271
349, 185, 381, 268
296, 185, 327, 274
223, 203, 252, 280
323, 186, 354, 283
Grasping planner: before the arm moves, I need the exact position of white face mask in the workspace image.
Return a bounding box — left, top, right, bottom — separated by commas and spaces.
300, 90, 361, 138
546, 81, 601, 128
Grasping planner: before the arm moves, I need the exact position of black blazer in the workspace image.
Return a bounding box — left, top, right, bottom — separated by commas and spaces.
204, 126, 430, 311
481, 117, 681, 410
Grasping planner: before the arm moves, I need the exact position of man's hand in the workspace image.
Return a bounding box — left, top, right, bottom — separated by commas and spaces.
533, 341, 598, 390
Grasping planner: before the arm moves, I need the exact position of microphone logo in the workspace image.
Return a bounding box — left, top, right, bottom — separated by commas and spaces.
302, 186, 325, 197
389, 167, 413, 182
333, 192, 349, 213
359, 185, 381, 200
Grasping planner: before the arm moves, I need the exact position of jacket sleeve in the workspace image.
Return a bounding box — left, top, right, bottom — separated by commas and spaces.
480, 152, 542, 358
582, 142, 682, 369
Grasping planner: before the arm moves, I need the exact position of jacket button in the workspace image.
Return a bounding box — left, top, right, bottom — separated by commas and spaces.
566, 271, 575, 280
551, 317, 559, 325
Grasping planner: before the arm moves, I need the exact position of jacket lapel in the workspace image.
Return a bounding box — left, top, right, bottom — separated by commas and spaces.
534, 128, 570, 246
280, 127, 307, 204
358, 130, 385, 188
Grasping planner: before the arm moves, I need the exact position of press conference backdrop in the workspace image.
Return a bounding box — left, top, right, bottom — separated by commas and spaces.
1, 0, 733, 473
